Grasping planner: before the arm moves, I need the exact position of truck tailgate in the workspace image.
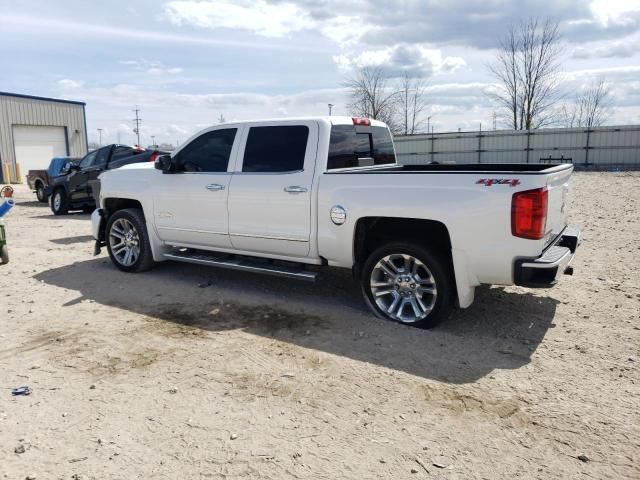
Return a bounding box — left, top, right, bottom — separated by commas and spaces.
544, 166, 572, 245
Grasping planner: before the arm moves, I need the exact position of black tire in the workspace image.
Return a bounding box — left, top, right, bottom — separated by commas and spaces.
105, 208, 155, 273
35, 183, 47, 203
0, 245, 8, 265
360, 242, 453, 329
50, 188, 68, 215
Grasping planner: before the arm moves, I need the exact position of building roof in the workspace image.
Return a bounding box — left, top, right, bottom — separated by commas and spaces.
0, 91, 85, 106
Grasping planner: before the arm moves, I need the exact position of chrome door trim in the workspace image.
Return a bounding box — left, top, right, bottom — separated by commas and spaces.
158, 226, 227, 235
230, 232, 308, 242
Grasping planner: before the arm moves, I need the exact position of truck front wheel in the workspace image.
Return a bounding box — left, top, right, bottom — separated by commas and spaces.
360, 242, 453, 328
105, 208, 155, 273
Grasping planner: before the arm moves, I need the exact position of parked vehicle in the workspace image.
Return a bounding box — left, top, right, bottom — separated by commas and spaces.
26, 156, 80, 203
49, 144, 165, 215
91, 117, 580, 328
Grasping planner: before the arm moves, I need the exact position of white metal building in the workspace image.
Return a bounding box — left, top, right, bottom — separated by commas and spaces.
395, 125, 640, 169
0, 92, 88, 183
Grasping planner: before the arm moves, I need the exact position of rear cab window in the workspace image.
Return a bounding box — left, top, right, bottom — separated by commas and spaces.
328, 124, 396, 170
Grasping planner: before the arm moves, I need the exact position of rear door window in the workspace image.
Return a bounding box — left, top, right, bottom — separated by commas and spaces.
111, 146, 136, 163
328, 125, 396, 170
242, 126, 309, 173
94, 147, 110, 168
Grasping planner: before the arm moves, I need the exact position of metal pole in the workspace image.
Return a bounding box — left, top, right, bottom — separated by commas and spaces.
430, 126, 435, 163
328, 104, 334, 116
97, 128, 103, 146
132, 106, 142, 146
478, 123, 482, 164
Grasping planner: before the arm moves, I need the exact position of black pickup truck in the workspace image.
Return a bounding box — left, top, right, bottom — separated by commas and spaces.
49, 144, 165, 215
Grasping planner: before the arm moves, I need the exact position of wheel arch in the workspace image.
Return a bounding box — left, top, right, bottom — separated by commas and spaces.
101, 197, 168, 263
104, 197, 143, 214
353, 216, 457, 297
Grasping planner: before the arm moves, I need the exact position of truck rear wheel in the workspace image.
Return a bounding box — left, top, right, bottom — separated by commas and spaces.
36, 183, 47, 203
360, 242, 452, 328
105, 208, 155, 273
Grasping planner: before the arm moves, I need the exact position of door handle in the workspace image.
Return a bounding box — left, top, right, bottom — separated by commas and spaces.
284, 186, 308, 193
206, 184, 225, 191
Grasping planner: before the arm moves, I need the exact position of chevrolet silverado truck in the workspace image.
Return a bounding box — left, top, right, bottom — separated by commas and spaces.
91, 117, 580, 328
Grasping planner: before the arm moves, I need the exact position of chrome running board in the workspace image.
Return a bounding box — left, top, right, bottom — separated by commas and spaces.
164, 250, 317, 282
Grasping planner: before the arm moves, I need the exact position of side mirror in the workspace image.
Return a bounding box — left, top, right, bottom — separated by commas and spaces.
155, 154, 175, 173
63, 163, 79, 174
155, 154, 172, 171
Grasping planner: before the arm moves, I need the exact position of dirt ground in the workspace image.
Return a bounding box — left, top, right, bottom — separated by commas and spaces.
0, 172, 638, 480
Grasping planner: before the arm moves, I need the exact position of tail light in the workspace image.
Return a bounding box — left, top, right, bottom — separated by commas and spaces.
352, 117, 371, 126
149, 152, 159, 163
511, 187, 548, 239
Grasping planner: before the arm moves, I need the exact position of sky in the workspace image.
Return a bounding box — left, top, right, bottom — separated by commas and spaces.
1, 0, 639, 146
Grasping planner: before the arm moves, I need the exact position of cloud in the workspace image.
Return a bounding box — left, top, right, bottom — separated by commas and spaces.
164, 0, 315, 38
334, 44, 466, 78
56, 79, 84, 89
119, 59, 183, 75
0, 14, 330, 53
53, 79, 348, 144
572, 34, 640, 59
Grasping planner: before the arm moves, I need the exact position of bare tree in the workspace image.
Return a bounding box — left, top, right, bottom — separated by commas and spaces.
488, 18, 563, 130
397, 73, 429, 135
345, 67, 399, 130
563, 79, 612, 128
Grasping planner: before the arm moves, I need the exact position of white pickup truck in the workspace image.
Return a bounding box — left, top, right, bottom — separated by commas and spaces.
92, 116, 580, 328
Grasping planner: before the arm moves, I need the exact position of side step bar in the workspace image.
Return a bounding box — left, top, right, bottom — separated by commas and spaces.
164, 250, 318, 282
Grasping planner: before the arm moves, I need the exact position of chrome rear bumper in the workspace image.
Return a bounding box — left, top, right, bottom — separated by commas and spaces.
514, 226, 581, 288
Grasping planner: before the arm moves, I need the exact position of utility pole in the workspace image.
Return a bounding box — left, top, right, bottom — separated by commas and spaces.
328, 104, 334, 116
97, 128, 103, 146
132, 106, 142, 146
427, 116, 432, 135
150, 135, 156, 147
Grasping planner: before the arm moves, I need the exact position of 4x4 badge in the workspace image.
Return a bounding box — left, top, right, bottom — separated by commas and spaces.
476, 179, 521, 187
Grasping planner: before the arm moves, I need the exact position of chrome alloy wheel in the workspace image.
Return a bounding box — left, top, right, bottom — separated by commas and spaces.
369, 253, 438, 323
109, 218, 141, 267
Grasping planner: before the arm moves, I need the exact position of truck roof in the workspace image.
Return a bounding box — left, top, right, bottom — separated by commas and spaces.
213, 116, 388, 128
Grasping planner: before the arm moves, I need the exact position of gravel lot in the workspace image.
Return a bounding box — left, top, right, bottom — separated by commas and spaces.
1, 172, 638, 480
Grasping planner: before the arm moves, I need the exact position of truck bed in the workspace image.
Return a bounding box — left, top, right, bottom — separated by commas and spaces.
327, 163, 572, 174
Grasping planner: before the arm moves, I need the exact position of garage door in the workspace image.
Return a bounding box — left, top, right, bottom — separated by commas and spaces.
13, 125, 68, 179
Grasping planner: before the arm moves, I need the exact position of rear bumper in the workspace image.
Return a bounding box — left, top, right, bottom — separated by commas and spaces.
514, 226, 581, 288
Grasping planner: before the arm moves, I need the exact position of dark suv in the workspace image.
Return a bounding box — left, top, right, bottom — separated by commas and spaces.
49, 144, 164, 215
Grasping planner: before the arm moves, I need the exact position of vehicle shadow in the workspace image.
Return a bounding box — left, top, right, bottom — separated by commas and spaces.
32, 212, 91, 220
35, 258, 558, 384
14, 200, 48, 208
49, 235, 95, 245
